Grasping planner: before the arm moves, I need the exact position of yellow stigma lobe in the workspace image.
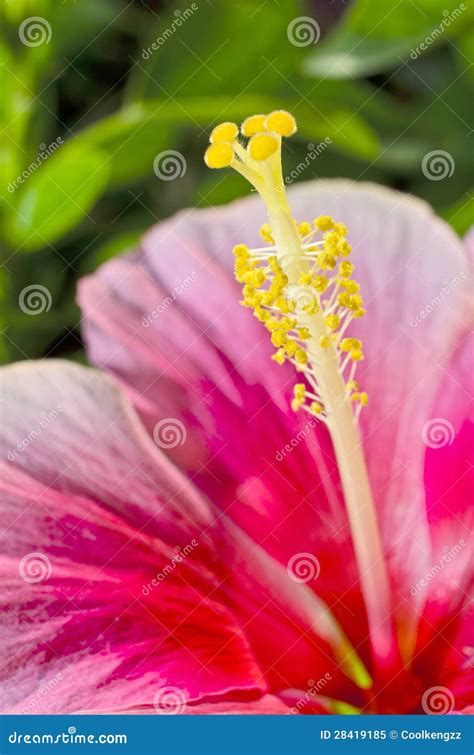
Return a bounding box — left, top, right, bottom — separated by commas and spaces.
204, 142, 234, 169
248, 133, 279, 161
241, 114, 266, 137
210, 122, 239, 143
265, 109, 297, 136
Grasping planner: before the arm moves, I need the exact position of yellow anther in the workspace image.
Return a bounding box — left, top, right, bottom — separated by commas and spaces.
241, 114, 267, 137
325, 314, 340, 331
285, 340, 297, 357
347, 380, 359, 391
337, 240, 352, 257
310, 401, 323, 414
243, 270, 266, 287
265, 110, 297, 137
248, 133, 279, 161
339, 261, 354, 278
350, 392, 361, 402
312, 275, 329, 293
298, 273, 312, 285
295, 348, 308, 364
298, 221, 312, 237
291, 397, 303, 412
353, 308, 366, 318
314, 216, 335, 232
360, 392, 368, 406
298, 327, 310, 341
233, 243, 249, 257
204, 142, 234, 169
350, 349, 364, 362
317, 253, 337, 270
333, 222, 348, 236
294, 383, 306, 399
271, 330, 287, 348
260, 224, 274, 244
275, 296, 290, 314
340, 280, 360, 293
210, 122, 239, 143
272, 349, 286, 365
340, 337, 362, 352
320, 335, 330, 348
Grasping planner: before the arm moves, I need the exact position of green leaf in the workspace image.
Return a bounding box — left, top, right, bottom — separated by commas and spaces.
6, 144, 111, 252
441, 191, 474, 235
305, 0, 474, 79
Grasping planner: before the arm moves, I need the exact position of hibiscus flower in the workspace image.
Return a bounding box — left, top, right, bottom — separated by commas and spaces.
1, 111, 472, 715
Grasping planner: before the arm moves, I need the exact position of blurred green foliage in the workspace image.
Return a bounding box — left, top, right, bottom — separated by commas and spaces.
0, 0, 472, 364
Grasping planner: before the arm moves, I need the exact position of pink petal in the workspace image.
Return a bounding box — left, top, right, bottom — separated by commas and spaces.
0, 361, 267, 713
90, 693, 291, 715
78, 180, 471, 657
